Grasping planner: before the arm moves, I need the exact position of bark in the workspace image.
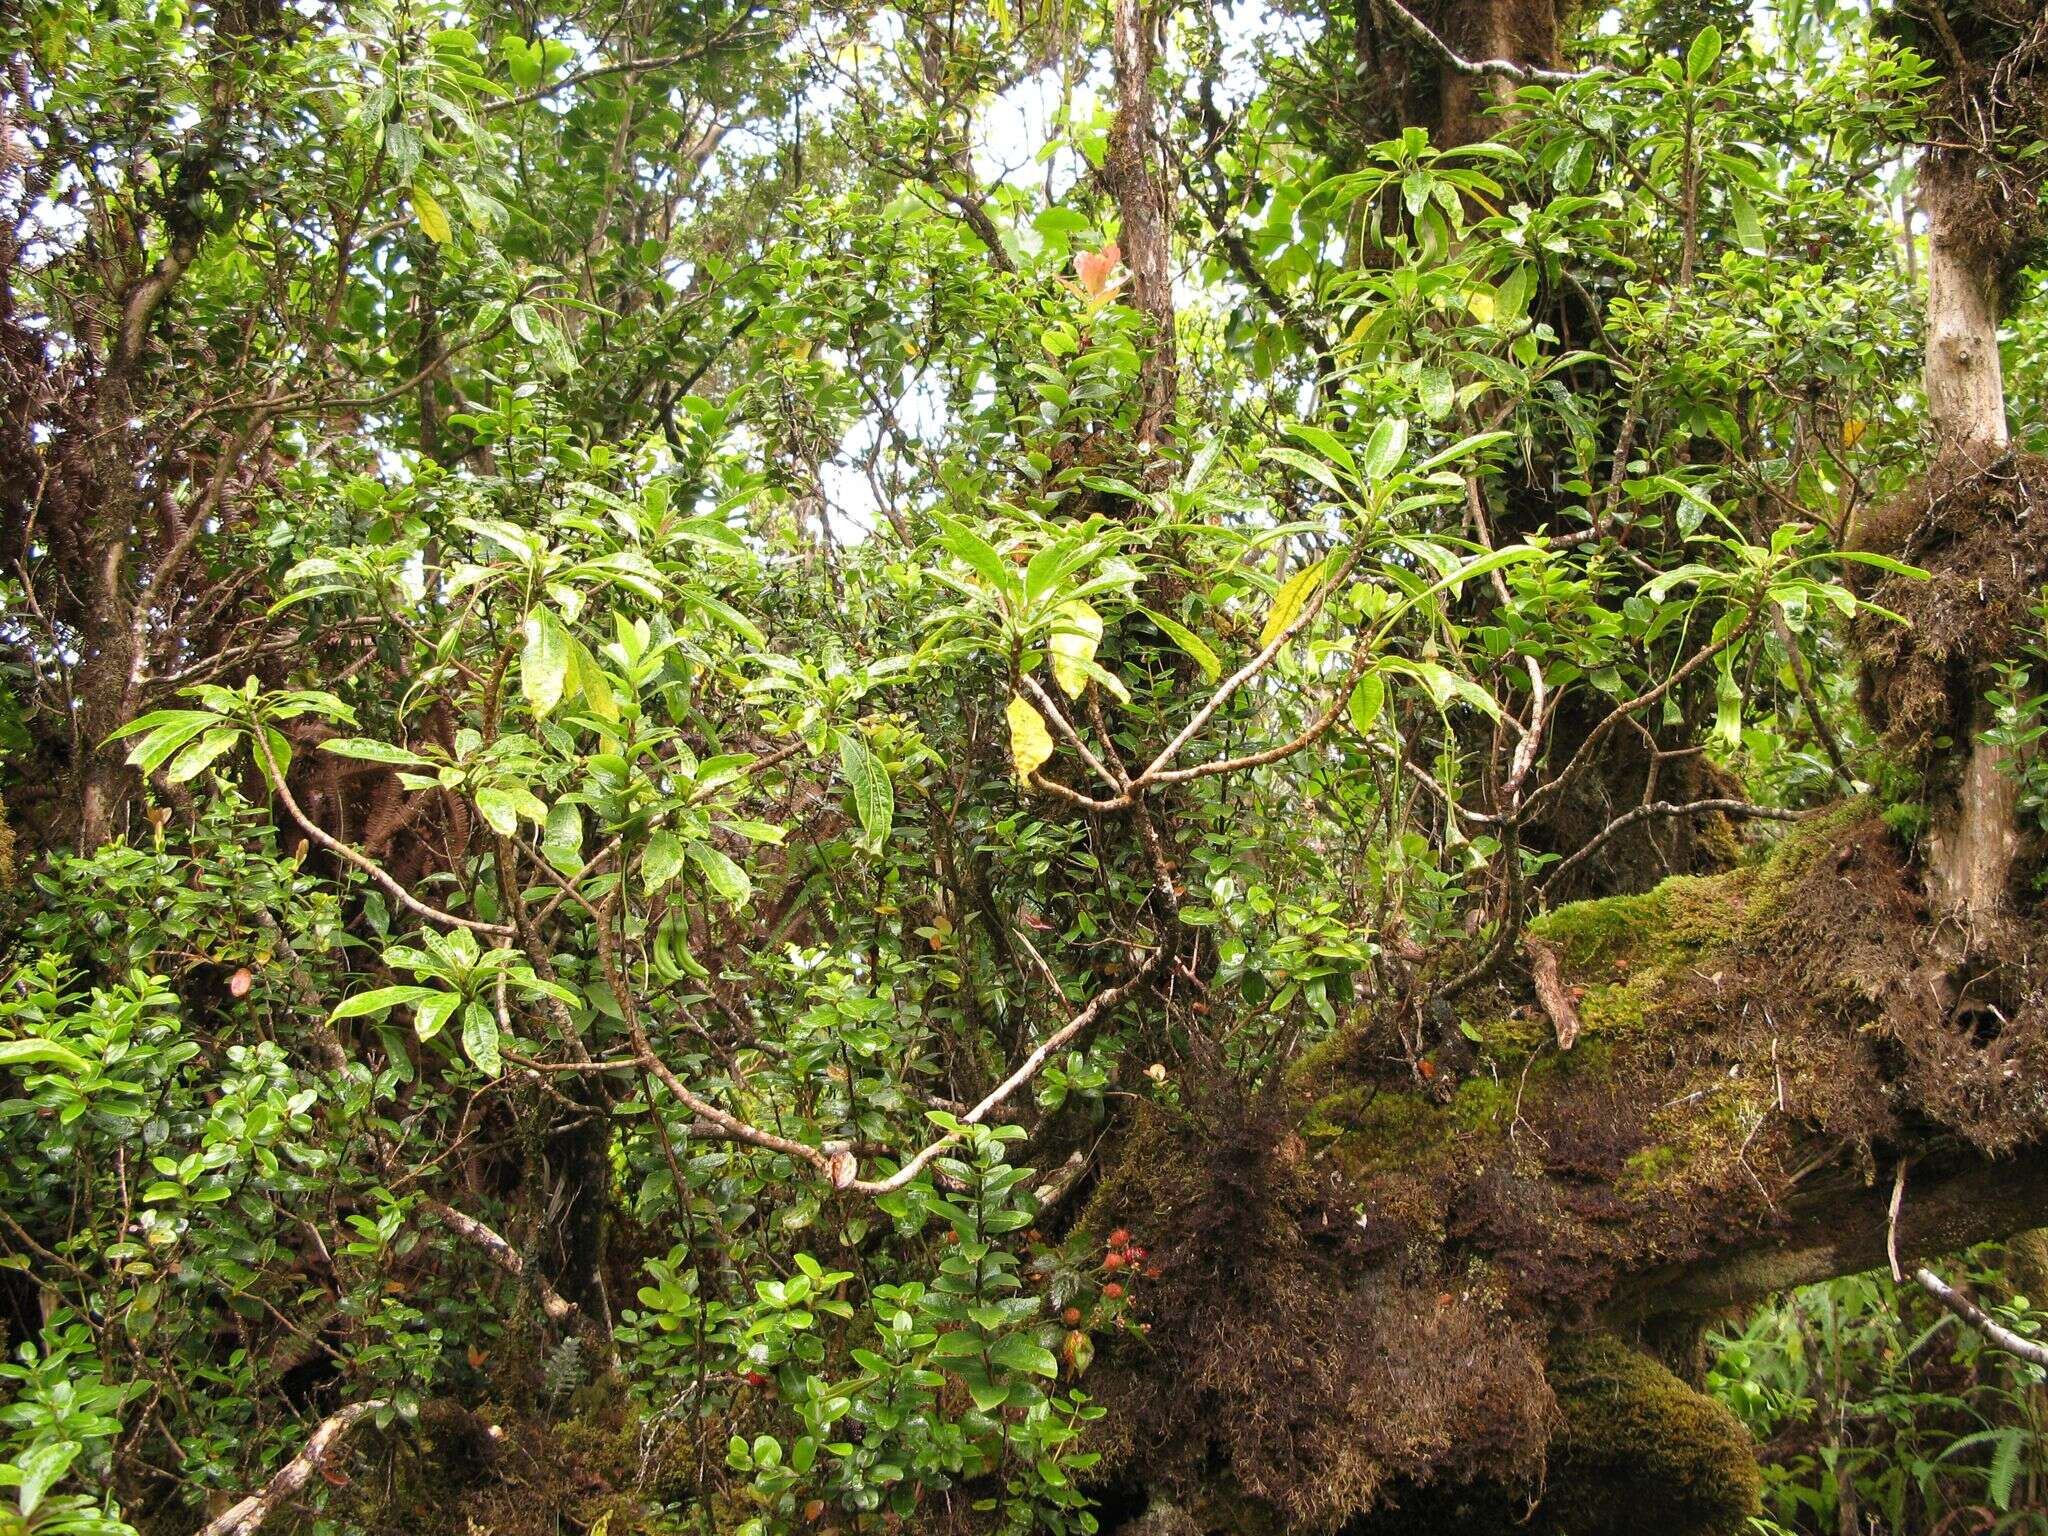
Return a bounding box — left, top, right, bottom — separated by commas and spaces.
1917, 145, 2021, 934
1105, 0, 1175, 451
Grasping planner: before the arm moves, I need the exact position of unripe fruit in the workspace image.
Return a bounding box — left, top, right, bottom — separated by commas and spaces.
1063, 1306, 1083, 1325
1107, 1228, 1130, 1247
1103, 1251, 1125, 1271
1103, 1282, 1124, 1300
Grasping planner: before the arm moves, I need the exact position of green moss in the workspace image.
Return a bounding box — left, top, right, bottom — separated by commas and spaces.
1451, 1074, 1515, 1135
1540, 1332, 1762, 1536
1527, 886, 1672, 971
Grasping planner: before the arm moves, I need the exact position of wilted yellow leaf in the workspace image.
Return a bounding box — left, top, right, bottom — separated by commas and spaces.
1842, 417, 1867, 448
1260, 559, 1327, 651
1006, 693, 1054, 786
1048, 599, 1103, 698
412, 184, 452, 245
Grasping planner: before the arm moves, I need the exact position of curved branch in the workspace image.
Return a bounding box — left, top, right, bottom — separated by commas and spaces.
1375, 0, 1597, 85
1914, 1267, 2048, 1368
196, 1400, 388, 1536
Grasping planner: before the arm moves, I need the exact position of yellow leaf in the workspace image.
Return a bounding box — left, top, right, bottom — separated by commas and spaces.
1842, 417, 1867, 448
1006, 693, 1054, 786
1260, 559, 1327, 651
412, 184, 452, 245
1048, 599, 1103, 698
1466, 288, 1496, 324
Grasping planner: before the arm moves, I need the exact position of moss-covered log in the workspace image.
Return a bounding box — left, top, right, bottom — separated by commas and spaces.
1080, 803, 2048, 1534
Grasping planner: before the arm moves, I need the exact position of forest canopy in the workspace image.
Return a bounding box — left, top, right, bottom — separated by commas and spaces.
2, 0, 2048, 1531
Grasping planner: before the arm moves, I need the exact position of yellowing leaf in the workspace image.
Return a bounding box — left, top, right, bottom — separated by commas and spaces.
1260, 559, 1327, 651
1842, 417, 1867, 448
412, 184, 452, 245
1006, 693, 1054, 786
1048, 599, 1103, 698
1465, 288, 1496, 324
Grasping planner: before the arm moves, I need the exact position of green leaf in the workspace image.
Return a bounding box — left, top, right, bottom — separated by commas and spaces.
932, 512, 1013, 592
643, 828, 685, 889
1361, 416, 1410, 480
1260, 559, 1327, 650
474, 785, 534, 837
15, 1439, 80, 1519
1686, 24, 1723, 81
414, 991, 459, 1043
1047, 599, 1104, 699
461, 1000, 502, 1076
329, 985, 442, 1022
522, 608, 572, 718
1139, 606, 1220, 683
543, 801, 583, 872
989, 1334, 1059, 1377
322, 737, 437, 767
1283, 422, 1356, 480
1731, 191, 1766, 255
569, 638, 618, 721
0, 1038, 92, 1075
836, 729, 894, 851
116, 711, 221, 774
1347, 670, 1386, 736
688, 841, 752, 908
164, 726, 241, 784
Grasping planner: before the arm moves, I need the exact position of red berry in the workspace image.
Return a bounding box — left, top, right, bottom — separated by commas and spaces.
1107, 1229, 1130, 1247
744, 1370, 770, 1387
1063, 1306, 1082, 1325
1128, 1247, 1146, 1262
1103, 1251, 1125, 1271
1103, 1282, 1124, 1300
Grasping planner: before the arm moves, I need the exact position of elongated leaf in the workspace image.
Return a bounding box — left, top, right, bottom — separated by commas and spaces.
837, 729, 894, 850
158, 726, 240, 785
1006, 693, 1055, 786
1260, 559, 1327, 650
329, 985, 442, 1022
321, 738, 437, 767
0, 1038, 92, 1075
1361, 416, 1410, 480
643, 828, 685, 889
414, 991, 459, 1043
412, 183, 453, 243
119, 712, 220, 774
543, 800, 583, 873
462, 1000, 502, 1076
1347, 670, 1387, 736
688, 841, 753, 908
569, 638, 618, 721
1048, 599, 1104, 698
522, 608, 571, 718
932, 512, 1012, 592
1139, 606, 1220, 683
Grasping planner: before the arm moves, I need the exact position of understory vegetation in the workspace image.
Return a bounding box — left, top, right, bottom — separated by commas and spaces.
3, 0, 2048, 1530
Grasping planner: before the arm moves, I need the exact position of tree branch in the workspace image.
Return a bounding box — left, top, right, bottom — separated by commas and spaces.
196, 1400, 387, 1536
1914, 1266, 2048, 1368
1374, 0, 1596, 85
1541, 798, 1803, 896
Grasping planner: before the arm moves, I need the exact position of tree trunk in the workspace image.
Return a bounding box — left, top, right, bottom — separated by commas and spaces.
1919, 148, 2020, 936
1105, 0, 1175, 451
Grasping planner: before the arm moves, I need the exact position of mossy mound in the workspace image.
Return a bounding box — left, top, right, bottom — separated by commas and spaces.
1085, 803, 2048, 1532
1535, 1332, 1761, 1536
1355, 1332, 1759, 1536
1078, 1094, 1554, 1532
1851, 451, 2048, 764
